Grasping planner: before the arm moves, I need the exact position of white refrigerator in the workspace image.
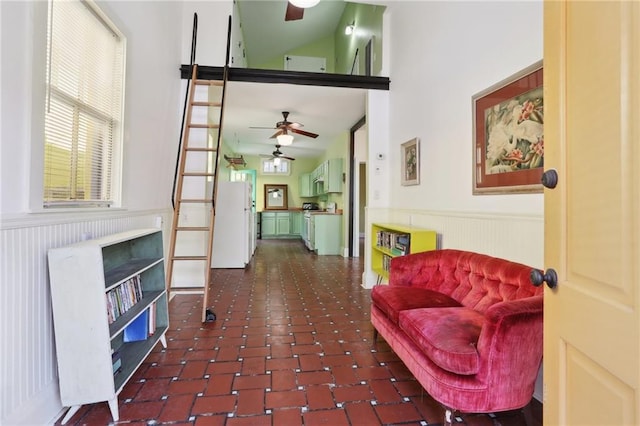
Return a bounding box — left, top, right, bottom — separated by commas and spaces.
211, 181, 256, 268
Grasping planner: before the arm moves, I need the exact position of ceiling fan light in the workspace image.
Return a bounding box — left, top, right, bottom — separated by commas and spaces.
289, 0, 320, 8
273, 157, 281, 167
277, 134, 294, 146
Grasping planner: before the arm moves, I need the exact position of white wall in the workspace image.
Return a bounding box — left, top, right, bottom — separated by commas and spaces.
363, 1, 544, 287
388, 1, 543, 212
0, 1, 232, 423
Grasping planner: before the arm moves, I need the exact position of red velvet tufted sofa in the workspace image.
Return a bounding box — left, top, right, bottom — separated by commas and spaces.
370, 249, 543, 424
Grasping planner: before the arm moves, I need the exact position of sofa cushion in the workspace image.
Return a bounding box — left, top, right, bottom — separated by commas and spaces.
371, 286, 462, 325
399, 307, 484, 375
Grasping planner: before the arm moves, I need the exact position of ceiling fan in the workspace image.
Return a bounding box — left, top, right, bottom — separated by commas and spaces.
284, 0, 320, 22
261, 144, 296, 161
251, 111, 319, 140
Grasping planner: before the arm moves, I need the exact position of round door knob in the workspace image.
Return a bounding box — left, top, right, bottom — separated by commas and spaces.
530, 268, 558, 289
541, 169, 558, 189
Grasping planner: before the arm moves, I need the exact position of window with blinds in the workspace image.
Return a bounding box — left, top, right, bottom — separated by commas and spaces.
44, 0, 125, 208
261, 158, 291, 175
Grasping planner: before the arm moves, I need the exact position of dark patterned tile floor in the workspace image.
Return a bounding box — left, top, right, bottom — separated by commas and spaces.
60, 239, 542, 425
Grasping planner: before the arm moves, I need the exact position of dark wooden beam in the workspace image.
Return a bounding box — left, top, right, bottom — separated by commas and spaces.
180, 65, 390, 91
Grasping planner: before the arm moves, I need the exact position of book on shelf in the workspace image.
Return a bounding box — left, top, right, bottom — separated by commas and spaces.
112, 350, 122, 375
376, 230, 411, 255
106, 275, 143, 325
148, 302, 156, 336
123, 309, 149, 343
382, 254, 393, 272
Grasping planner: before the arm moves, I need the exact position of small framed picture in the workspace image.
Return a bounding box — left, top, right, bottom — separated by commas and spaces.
401, 138, 420, 186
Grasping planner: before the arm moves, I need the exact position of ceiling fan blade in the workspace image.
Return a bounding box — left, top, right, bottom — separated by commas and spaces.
280, 155, 296, 161
285, 2, 304, 21
290, 128, 319, 138
270, 129, 285, 139
249, 126, 276, 129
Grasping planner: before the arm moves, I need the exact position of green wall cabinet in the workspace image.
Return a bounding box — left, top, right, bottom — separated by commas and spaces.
299, 173, 314, 197
311, 158, 343, 195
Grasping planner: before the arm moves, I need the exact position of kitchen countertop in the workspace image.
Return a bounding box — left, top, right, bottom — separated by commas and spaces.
259, 209, 342, 215
306, 211, 342, 215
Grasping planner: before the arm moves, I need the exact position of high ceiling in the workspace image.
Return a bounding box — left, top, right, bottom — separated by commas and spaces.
223, 0, 368, 161
235, 0, 347, 67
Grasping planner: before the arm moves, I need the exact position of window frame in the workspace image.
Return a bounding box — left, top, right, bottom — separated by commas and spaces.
261, 158, 291, 176
40, 0, 126, 210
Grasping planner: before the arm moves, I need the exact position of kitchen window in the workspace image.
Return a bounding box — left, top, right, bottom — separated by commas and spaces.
261, 158, 291, 175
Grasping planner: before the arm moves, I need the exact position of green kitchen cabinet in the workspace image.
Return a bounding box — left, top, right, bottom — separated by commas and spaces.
311, 214, 342, 255
261, 212, 296, 238
290, 212, 303, 236
299, 173, 313, 197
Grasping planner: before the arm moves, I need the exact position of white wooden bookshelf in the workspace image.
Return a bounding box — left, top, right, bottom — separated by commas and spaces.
48, 228, 169, 424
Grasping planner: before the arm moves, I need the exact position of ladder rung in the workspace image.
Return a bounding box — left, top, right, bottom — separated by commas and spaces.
178, 199, 213, 203
189, 123, 220, 129
194, 79, 223, 87
176, 226, 210, 231
172, 256, 208, 261
191, 101, 222, 107
185, 147, 217, 152
183, 172, 215, 177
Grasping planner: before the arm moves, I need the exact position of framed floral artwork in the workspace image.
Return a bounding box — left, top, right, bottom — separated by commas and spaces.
472, 60, 544, 194
401, 138, 419, 186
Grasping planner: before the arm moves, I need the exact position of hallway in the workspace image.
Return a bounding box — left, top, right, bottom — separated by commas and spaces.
62, 239, 541, 425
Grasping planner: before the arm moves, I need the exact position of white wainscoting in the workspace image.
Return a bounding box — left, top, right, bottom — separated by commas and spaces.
0, 209, 171, 425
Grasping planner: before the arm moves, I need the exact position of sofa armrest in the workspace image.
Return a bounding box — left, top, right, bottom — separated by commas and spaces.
476, 295, 544, 383
483, 295, 543, 323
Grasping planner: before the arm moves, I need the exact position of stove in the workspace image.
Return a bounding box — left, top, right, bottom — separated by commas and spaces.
302, 202, 319, 211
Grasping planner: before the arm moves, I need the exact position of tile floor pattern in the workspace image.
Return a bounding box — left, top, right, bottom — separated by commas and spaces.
61, 239, 541, 425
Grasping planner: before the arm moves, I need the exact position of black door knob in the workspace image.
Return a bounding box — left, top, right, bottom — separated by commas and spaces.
530, 268, 558, 289
541, 169, 558, 189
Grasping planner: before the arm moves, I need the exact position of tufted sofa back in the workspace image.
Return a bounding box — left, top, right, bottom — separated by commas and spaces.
388, 249, 543, 314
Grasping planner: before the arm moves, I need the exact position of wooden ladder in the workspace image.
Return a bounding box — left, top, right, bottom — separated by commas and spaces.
166, 61, 228, 322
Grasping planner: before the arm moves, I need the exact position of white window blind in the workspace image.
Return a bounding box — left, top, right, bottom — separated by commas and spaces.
44, 0, 125, 208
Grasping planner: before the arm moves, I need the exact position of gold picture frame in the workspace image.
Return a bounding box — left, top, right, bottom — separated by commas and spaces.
264, 184, 288, 210
401, 138, 420, 186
